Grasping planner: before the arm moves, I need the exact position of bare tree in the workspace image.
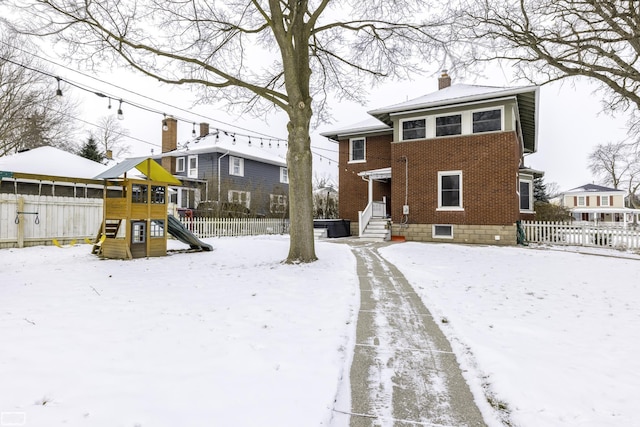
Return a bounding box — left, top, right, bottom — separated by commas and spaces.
460, 1, 640, 127
588, 140, 640, 207
0, 28, 79, 156
10, 0, 451, 262
92, 115, 131, 160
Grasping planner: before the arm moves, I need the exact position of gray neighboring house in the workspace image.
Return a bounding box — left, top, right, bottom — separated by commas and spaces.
157, 118, 289, 217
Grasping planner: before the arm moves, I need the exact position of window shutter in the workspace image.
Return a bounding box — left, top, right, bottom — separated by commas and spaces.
597, 197, 600, 206
574, 196, 577, 206
610, 196, 614, 206
586, 196, 590, 206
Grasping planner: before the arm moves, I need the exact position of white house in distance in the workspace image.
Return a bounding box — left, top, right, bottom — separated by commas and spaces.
559, 183, 640, 226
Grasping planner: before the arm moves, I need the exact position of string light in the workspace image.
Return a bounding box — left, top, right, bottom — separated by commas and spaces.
55, 77, 62, 97
117, 99, 124, 120
192, 122, 196, 137
0, 50, 341, 162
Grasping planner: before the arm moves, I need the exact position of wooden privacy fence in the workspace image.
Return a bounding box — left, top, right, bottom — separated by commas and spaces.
177, 217, 289, 238
521, 221, 640, 249
0, 193, 103, 248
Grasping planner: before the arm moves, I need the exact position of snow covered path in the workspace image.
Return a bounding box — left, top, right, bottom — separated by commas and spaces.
333, 242, 488, 427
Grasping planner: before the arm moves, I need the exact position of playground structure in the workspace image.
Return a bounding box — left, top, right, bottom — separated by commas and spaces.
93, 157, 212, 259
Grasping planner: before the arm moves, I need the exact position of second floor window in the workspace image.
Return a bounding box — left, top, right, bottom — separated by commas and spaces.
176, 157, 185, 172
436, 114, 462, 137
349, 138, 365, 162
402, 118, 426, 140
280, 167, 289, 184
472, 109, 502, 133
229, 156, 244, 176
187, 155, 198, 178
600, 196, 610, 206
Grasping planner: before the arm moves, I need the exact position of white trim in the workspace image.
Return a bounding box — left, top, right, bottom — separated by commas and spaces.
280, 167, 289, 184
176, 157, 185, 173
349, 137, 366, 162
434, 112, 463, 137
519, 176, 534, 213
437, 170, 463, 210
399, 116, 428, 141
432, 224, 454, 239
471, 106, 504, 134
229, 156, 244, 177
187, 155, 198, 179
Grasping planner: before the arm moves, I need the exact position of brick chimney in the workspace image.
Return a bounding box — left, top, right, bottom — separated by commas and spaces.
199, 122, 210, 137
161, 117, 177, 173
438, 70, 451, 90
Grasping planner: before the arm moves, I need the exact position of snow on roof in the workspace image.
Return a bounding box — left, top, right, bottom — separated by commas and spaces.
319, 117, 390, 141
0, 146, 109, 179
161, 131, 287, 167
564, 183, 625, 193
368, 83, 538, 117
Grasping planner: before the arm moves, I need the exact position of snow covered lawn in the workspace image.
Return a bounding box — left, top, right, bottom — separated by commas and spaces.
380, 243, 640, 427
3, 237, 639, 427
0, 236, 358, 427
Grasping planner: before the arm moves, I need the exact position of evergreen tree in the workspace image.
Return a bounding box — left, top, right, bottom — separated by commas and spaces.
78, 137, 104, 163
533, 177, 549, 203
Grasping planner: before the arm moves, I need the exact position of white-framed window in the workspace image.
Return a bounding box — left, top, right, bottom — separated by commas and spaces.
519, 178, 533, 212
228, 190, 251, 208
433, 224, 454, 239
435, 114, 462, 137
270, 194, 288, 213
229, 156, 244, 177
349, 137, 366, 162
150, 220, 165, 238
176, 157, 185, 173
401, 118, 427, 140
472, 108, 502, 133
437, 170, 463, 210
280, 167, 289, 184
577, 196, 586, 207
187, 155, 198, 178
600, 196, 610, 206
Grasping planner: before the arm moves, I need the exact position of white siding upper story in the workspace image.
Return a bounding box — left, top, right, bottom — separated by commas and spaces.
561, 184, 626, 209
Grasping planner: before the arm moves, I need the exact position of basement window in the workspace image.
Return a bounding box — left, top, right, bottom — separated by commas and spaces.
433, 224, 454, 239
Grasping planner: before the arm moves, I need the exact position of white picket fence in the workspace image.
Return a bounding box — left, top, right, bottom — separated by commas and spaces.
521, 220, 640, 249
0, 193, 103, 248
177, 217, 289, 238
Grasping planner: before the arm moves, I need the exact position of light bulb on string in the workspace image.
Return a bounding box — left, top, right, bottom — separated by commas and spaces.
269, 141, 272, 148
233, 135, 236, 145
55, 77, 63, 98
117, 100, 124, 120
216, 129, 220, 141
162, 114, 168, 131
108, 98, 112, 110
248, 137, 251, 147
192, 122, 196, 137
260, 139, 263, 148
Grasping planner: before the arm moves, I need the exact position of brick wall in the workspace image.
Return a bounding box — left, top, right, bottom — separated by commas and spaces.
338, 133, 393, 221
390, 131, 521, 225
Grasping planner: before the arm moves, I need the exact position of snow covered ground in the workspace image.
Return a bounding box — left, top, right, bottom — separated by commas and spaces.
1, 237, 639, 427
380, 243, 640, 427
0, 236, 359, 427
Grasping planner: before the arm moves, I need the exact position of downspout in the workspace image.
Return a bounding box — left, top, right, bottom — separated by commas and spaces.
217, 150, 230, 202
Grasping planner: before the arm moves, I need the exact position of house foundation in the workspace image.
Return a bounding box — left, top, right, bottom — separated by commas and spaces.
390, 223, 517, 245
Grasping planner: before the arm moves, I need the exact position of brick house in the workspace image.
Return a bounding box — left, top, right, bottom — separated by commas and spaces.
321, 73, 540, 244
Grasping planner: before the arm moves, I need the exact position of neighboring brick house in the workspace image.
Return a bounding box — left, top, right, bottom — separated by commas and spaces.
559, 183, 640, 226
321, 72, 541, 244
157, 118, 289, 217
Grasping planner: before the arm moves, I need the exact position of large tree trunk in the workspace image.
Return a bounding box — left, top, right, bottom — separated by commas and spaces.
285, 102, 317, 263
